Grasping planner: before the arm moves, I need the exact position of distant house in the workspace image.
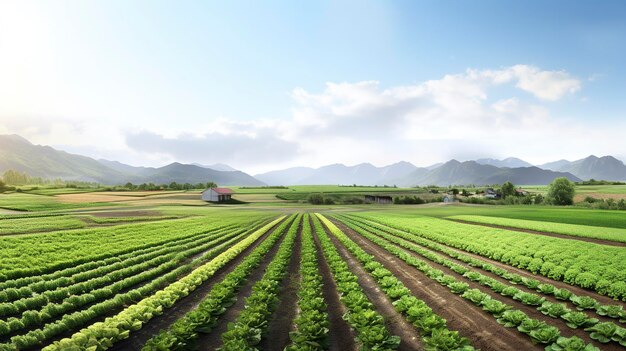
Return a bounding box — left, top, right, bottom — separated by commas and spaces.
484, 188, 501, 199
515, 188, 529, 196
202, 187, 234, 202
364, 195, 393, 204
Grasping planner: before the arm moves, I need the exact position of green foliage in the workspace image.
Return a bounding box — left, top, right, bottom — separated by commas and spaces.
501, 181, 516, 199
547, 177, 576, 206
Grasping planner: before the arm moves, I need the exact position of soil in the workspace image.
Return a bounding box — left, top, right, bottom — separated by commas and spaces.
323, 223, 424, 351
449, 219, 626, 248
108, 217, 288, 351
258, 220, 303, 351
343, 221, 622, 351
312, 224, 358, 351
367, 224, 623, 326
328, 218, 540, 351
357, 217, 626, 309
196, 220, 294, 351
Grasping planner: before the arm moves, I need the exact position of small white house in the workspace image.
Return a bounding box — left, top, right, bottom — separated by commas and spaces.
202, 187, 234, 202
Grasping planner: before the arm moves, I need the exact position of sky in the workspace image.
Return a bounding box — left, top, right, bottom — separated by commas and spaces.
1, 0, 625, 174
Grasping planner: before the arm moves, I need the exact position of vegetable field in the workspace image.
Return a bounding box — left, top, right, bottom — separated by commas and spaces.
0, 204, 625, 351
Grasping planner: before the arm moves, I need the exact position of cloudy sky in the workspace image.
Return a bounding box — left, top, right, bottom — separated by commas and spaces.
1, 1, 625, 174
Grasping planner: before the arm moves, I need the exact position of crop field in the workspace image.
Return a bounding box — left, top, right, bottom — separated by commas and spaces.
0, 195, 625, 351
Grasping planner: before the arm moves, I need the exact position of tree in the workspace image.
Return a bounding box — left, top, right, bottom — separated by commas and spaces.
206, 181, 218, 189
547, 177, 575, 205
308, 193, 325, 205
534, 194, 544, 205
450, 188, 459, 195
501, 181, 516, 199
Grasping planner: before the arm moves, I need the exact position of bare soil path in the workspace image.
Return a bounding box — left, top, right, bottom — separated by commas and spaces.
259, 220, 303, 351
344, 221, 622, 351
356, 217, 626, 309
329, 218, 539, 351
108, 218, 287, 351
312, 225, 358, 351
324, 224, 425, 351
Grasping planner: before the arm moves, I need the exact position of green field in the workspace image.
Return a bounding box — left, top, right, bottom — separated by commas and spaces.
0, 190, 625, 351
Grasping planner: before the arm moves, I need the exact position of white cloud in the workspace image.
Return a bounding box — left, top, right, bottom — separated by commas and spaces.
4, 64, 619, 173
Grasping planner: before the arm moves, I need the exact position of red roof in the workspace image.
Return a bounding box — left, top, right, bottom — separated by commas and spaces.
211, 187, 234, 195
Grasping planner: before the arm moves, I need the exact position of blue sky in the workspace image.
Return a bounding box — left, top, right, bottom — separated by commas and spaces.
1, 0, 625, 173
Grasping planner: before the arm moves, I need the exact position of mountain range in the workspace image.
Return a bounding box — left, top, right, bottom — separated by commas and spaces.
1, 134, 626, 186
0, 135, 263, 186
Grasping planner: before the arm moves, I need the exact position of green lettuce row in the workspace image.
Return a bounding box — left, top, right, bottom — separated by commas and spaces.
0, 220, 268, 351
0, 213, 268, 281
334, 216, 602, 350
141, 214, 298, 350
351, 213, 626, 301
219, 214, 302, 350
0, 217, 246, 281
0, 223, 236, 295
285, 214, 329, 351
33, 216, 286, 351
345, 215, 626, 324
0, 222, 252, 318
318, 214, 473, 351
339, 215, 626, 346
311, 214, 400, 351
0, 221, 243, 300
0, 223, 256, 341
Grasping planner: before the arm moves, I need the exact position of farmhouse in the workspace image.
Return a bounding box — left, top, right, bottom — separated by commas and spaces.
364, 195, 393, 204
484, 188, 501, 199
202, 187, 234, 202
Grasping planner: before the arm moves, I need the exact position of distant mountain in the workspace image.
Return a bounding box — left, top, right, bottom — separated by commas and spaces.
538, 159, 571, 171
475, 157, 533, 168
191, 163, 238, 172
425, 162, 444, 171
0, 134, 263, 186
401, 160, 581, 186
255, 161, 418, 186
542, 155, 626, 181
0, 135, 129, 183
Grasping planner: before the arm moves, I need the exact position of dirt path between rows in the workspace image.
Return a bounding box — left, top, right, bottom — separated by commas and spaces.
448, 219, 626, 247
109, 218, 288, 351
312, 224, 358, 351
356, 217, 626, 309
349, 222, 621, 350
364, 223, 623, 326
259, 219, 303, 351
323, 223, 425, 351
330, 218, 539, 351
197, 220, 295, 351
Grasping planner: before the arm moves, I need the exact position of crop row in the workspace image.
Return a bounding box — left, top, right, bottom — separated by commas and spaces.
0, 222, 242, 295
338, 215, 626, 348
40, 216, 286, 351
355, 214, 626, 300
0, 223, 256, 341
0, 216, 86, 236
448, 215, 626, 244
318, 214, 474, 351
0, 222, 245, 308
345, 215, 626, 324
0, 219, 269, 351
284, 214, 329, 351
0, 213, 267, 280
219, 214, 301, 350
311, 214, 400, 350
141, 214, 298, 350
333, 215, 606, 350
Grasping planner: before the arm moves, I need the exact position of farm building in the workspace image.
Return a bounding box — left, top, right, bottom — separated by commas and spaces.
484, 188, 501, 199
364, 195, 393, 204
202, 187, 234, 202
515, 188, 529, 196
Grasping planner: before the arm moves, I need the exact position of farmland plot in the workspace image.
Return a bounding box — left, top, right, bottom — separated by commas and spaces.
0, 208, 622, 351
